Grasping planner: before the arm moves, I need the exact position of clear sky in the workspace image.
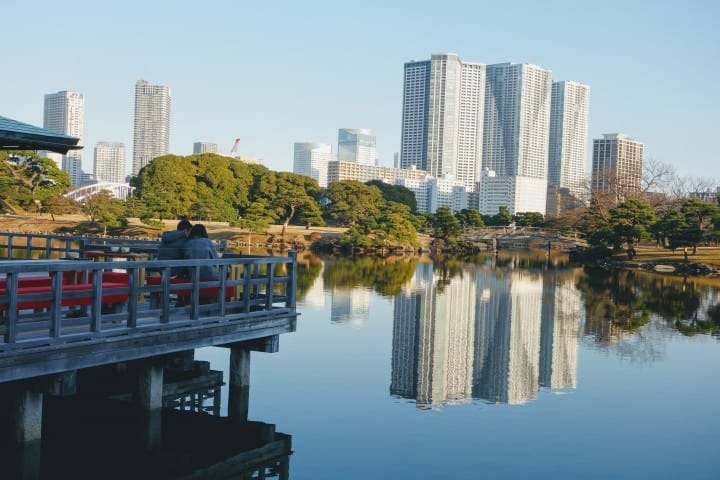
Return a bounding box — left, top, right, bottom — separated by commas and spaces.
3, 0, 718, 181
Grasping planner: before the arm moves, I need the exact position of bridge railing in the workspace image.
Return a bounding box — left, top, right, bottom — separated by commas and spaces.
0, 253, 297, 357
463, 226, 562, 236
0, 231, 228, 260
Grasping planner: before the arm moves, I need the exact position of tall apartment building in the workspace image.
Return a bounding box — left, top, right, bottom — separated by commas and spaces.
132, 80, 171, 175
400, 53, 486, 193
548, 81, 590, 213
480, 62, 553, 215
94, 142, 126, 183
591, 133, 643, 203
337, 128, 376, 166
293, 142, 331, 188
193, 142, 217, 154
401, 55, 556, 215
43, 90, 84, 185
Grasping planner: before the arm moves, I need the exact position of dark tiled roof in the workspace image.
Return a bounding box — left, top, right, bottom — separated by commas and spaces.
0, 115, 82, 154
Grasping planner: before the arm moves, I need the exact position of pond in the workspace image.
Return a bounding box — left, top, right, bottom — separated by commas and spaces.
194, 251, 720, 479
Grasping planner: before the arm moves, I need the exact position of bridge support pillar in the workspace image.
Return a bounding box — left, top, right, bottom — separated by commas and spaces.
3, 389, 44, 445
228, 346, 250, 422
135, 365, 164, 411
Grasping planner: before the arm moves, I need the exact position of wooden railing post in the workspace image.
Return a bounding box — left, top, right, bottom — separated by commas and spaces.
287, 251, 297, 309
7, 233, 14, 258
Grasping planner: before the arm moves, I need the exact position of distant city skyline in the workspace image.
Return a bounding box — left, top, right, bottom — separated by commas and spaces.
3, 1, 718, 182
132, 80, 171, 175
42, 90, 84, 185
93, 141, 126, 183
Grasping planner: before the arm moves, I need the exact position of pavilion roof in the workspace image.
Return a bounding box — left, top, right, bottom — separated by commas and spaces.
0, 115, 82, 154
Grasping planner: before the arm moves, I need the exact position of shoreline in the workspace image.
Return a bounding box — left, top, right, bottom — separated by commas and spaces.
4, 214, 720, 277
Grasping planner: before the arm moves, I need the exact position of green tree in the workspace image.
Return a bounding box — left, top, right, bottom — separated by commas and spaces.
455, 208, 485, 229
43, 195, 79, 221
83, 190, 128, 232
432, 207, 462, 240
609, 199, 656, 260
324, 180, 383, 227
255, 172, 324, 237
0, 151, 70, 212
680, 199, 720, 253
487, 206, 513, 226
133, 155, 196, 219
375, 202, 419, 248
653, 210, 687, 250
514, 211, 544, 227
366, 180, 417, 213
193, 154, 243, 221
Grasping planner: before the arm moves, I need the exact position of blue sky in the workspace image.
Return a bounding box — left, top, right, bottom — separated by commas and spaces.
3, 0, 718, 180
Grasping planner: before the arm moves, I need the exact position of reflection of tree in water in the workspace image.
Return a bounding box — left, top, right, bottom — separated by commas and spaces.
323, 256, 417, 296
295, 253, 323, 301
432, 256, 465, 293
578, 267, 720, 360
430, 251, 574, 294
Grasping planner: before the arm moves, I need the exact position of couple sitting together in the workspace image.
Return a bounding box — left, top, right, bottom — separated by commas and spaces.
159, 220, 220, 281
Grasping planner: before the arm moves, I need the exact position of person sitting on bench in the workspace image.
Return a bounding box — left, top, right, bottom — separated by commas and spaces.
184, 224, 220, 282
159, 220, 192, 277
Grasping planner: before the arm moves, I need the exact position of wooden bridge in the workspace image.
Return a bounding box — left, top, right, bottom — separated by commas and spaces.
0, 231, 298, 446
460, 226, 588, 250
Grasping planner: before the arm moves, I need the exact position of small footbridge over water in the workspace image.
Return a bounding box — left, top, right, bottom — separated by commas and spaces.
0, 231, 298, 446
461, 226, 588, 251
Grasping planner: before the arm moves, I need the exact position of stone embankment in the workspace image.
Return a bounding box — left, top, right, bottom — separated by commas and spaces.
612, 260, 720, 277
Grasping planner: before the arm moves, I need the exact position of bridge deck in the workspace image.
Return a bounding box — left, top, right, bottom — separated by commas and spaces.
0, 254, 297, 384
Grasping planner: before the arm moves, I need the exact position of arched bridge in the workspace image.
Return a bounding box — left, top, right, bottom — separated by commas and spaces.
64, 182, 134, 202
461, 226, 587, 250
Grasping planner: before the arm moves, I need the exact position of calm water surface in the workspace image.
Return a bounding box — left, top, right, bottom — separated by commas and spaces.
194, 252, 720, 479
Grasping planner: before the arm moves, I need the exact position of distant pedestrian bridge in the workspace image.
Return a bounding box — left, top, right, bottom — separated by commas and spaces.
64, 182, 134, 202
461, 226, 587, 250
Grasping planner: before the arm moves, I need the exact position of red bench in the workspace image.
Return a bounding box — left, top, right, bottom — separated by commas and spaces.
0, 283, 130, 311
146, 276, 234, 305
0, 272, 130, 313
1, 272, 130, 289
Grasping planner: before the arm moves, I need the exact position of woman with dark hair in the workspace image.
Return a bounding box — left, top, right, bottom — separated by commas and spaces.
183, 224, 220, 281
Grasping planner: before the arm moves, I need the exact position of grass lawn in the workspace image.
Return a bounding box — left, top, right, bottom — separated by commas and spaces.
617, 244, 720, 267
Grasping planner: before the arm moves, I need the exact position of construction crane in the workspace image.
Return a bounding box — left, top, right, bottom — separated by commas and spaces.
229, 138, 240, 156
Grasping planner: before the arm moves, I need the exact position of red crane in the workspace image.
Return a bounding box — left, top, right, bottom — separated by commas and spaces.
230, 138, 240, 156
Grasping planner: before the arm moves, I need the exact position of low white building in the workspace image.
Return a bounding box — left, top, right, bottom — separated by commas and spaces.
293, 142, 331, 188
397, 175, 468, 214
479, 169, 546, 215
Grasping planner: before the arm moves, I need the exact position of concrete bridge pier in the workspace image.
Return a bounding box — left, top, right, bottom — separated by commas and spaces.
135, 364, 164, 411
3, 388, 43, 445
226, 335, 280, 423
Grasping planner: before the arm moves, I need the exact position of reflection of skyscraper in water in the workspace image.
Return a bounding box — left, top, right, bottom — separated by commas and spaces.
391, 263, 476, 406
473, 271, 543, 404
300, 263, 326, 308
392, 263, 582, 408
330, 288, 371, 326
540, 271, 582, 389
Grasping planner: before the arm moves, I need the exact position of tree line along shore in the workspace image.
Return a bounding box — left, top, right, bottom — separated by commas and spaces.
3, 151, 720, 267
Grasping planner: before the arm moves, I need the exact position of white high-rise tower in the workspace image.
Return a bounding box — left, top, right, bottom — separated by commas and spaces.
94, 142, 126, 183
132, 80, 171, 175
400, 53, 486, 192
43, 90, 84, 185
337, 128, 376, 166
293, 142, 331, 188
480, 63, 552, 215
548, 81, 590, 213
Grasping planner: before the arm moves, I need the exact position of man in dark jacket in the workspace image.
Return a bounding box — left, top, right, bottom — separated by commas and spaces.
159, 220, 192, 276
